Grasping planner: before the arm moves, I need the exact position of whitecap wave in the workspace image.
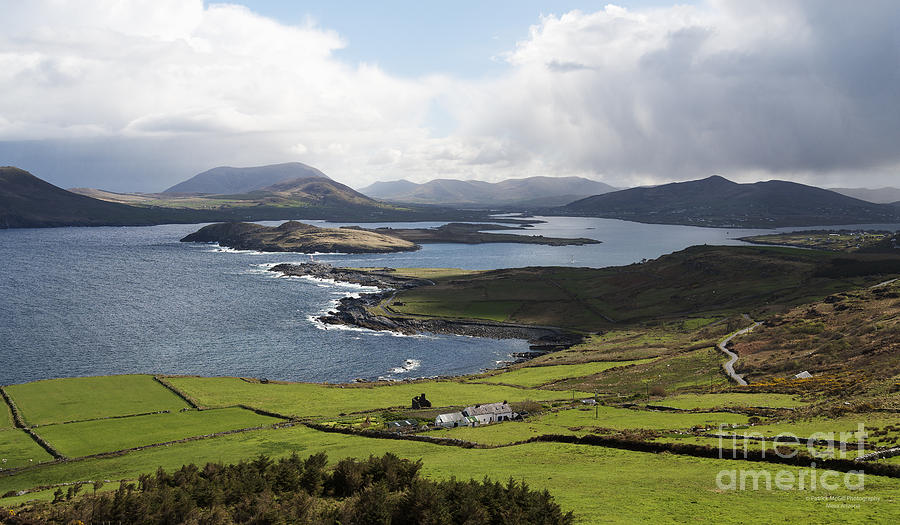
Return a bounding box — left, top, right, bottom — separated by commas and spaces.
389, 358, 421, 374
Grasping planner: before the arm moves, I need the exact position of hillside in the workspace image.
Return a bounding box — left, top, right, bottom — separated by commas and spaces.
367, 245, 900, 331
180, 221, 418, 253
163, 162, 329, 194
830, 187, 900, 204
733, 279, 900, 389
562, 175, 900, 227
0, 167, 198, 228
360, 176, 617, 208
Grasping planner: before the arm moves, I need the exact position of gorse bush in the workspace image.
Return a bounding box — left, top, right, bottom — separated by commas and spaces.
1, 452, 574, 524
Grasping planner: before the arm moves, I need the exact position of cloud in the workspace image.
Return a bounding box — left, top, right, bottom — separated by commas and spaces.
0, 1, 899, 191
450, 1, 900, 187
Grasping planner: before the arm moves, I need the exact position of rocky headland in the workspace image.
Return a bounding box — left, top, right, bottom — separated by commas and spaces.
268, 262, 584, 358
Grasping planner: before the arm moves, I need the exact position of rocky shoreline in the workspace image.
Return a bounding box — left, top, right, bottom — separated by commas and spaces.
269, 262, 584, 362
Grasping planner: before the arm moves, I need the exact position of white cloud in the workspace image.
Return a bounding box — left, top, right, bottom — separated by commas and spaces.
0, 1, 898, 191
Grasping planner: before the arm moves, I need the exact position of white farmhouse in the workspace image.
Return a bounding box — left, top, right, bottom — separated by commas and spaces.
462, 402, 514, 424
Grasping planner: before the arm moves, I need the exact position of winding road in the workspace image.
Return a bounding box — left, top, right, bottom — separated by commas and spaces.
716, 314, 762, 386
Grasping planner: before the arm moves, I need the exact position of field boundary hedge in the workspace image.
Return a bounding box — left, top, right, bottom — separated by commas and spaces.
0, 422, 298, 479
0, 387, 25, 429
0, 386, 66, 460
517, 434, 900, 478
153, 376, 199, 409
303, 422, 485, 448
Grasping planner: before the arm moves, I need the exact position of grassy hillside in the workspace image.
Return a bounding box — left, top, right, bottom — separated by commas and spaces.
733, 279, 900, 387
0, 167, 202, 228
382, 245, 900, 330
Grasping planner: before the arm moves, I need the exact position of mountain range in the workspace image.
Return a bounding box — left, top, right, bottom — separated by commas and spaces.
829, 187, 900, 205
562, 175, 900, 227
359, 176, 617, 207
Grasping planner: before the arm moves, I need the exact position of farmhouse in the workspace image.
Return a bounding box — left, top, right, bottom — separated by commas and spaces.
462, 401, 513, 424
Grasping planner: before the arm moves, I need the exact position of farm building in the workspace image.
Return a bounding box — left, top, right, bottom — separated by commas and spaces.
435, 412, 467, 428
462, 402, 513, 424
385, 419, 419, 431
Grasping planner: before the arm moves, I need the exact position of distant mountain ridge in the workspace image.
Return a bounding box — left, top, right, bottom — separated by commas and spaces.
2, 167, 494, 228
164, 162, 328, 194
830, 187, 900, 204
562, 175, 900, 227
360, 176, 617, 207
0, 167, 192, 228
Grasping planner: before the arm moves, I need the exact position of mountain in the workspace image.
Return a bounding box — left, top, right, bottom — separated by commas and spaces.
248, 177, 381, 208
830, 187, 900, 204
359, 176, 617, 208
562, 175, 900, 227
163, 162, 328, 194
0, 166, 195, 228
2, 167, 502, 228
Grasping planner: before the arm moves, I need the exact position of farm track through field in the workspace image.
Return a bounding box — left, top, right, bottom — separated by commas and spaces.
716, 315, 761, 386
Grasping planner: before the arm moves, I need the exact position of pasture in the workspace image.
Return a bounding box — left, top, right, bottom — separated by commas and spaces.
475, 358, 657, 387
4, 375, 188, 426
33, 407, 281, 458
165, 376, 591, 418
0, 430, 53, 469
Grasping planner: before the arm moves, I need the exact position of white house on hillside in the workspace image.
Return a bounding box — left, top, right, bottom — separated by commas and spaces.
462, 402, 513, 424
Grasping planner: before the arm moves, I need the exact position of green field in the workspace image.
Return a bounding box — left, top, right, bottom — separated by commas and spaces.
2, 424, 897, 523
5, 375, 188, 426
432, 406, 750, 446
0, 430, 53, 469
166, 376, 591, 418
654, 393, 806, 410
476, 359, 657, 387
1, 402, 12, 429
33, 407, 281, 458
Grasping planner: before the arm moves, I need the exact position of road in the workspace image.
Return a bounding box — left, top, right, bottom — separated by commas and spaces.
716, 315, 762, 386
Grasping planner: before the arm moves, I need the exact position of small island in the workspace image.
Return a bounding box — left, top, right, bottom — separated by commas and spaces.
180, 221, 419, 253
181, 221, 601, 253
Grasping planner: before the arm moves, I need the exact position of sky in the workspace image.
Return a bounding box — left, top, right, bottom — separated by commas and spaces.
0, 0, 898, 192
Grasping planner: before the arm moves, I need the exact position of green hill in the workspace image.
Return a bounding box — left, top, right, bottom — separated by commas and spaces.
163, 162, 329, 194
562, 175, 900, 227
0, 167, 193, 228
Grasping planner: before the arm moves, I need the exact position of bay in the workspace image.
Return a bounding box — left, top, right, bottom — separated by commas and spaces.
2, 217, 896, 385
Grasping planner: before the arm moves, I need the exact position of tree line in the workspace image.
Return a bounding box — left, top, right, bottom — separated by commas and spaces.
1, 452, 573, 524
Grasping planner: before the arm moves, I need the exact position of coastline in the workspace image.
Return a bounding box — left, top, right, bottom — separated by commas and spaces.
269, 262, 585, 368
